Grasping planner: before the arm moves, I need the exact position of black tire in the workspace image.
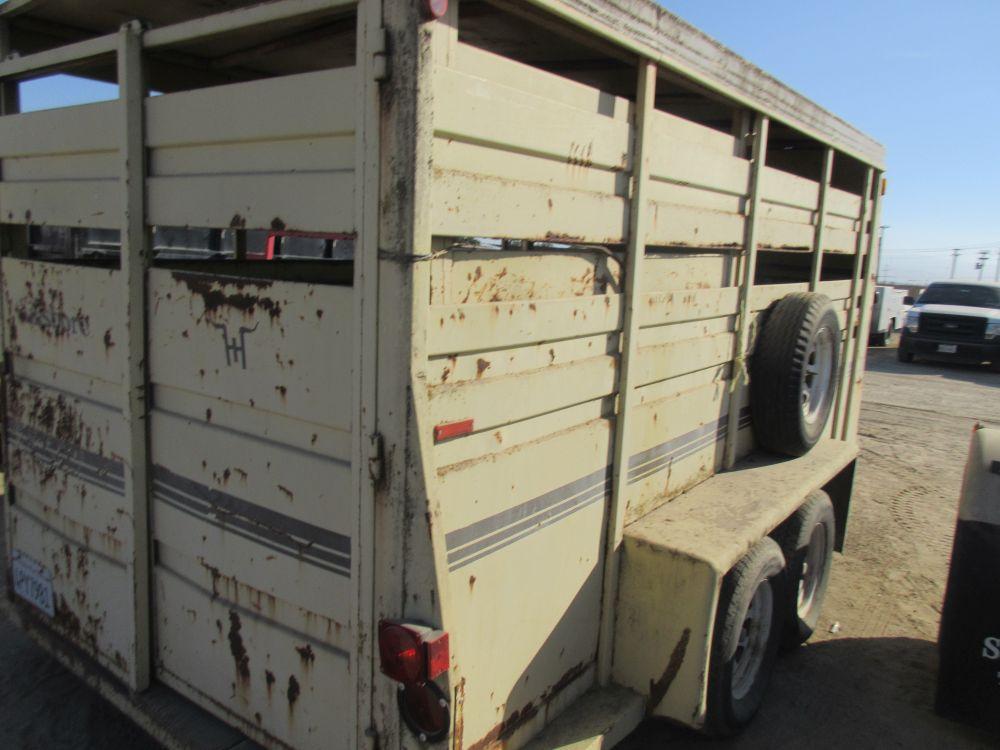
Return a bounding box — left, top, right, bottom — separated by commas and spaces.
870, 331, 887, 347
990, 360, 1000, 373
897, 345, 914, 363
706, 537, 786, 736
773, 491, 836, 647
750, 293, 840, 457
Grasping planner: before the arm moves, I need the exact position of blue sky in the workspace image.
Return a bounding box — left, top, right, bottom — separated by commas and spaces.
11, 1, 1000, 283
664, 0, 1000, 284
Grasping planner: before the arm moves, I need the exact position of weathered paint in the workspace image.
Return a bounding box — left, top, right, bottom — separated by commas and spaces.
0, 1, 883, 749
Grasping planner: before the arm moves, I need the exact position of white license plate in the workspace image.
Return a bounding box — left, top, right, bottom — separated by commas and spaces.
11, 551, 55, 617
937, 344, 958, 354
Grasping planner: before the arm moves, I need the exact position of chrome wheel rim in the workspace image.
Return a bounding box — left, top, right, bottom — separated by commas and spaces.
797, 522, 829, 618
731, 580, 774, 701
802, 327, 835, 427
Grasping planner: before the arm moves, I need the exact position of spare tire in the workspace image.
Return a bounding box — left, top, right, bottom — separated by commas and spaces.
750, 292, 840, 456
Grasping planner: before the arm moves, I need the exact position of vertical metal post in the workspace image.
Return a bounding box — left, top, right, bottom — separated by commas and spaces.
117, 21, 152, 692
830, 167, 874, 439
809, 147, 834, 291
0, 19, 19, 586
0, 22, 26, 260
723, 113, 769, 470
0, 22, 19, 115
352, 0, 384, 745
597, 59, 656, 686
842, 172, 884, 440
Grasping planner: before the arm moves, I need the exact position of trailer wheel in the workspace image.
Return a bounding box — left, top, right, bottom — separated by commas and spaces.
751, 293, 840, 456
774, 490, 835, 647
707, 537, 786, 736
897, 345, 914, 363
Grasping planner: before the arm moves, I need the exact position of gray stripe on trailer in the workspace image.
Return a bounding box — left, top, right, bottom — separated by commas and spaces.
627, 406, 752, 478
153, 481, 350, 577
447, 476, 611, 568
8, 422, 126, 495
153, 464, 351, 556
443, 409, 755, 567
627, 426, 726, 485
448, 482, 610, 572
8, 433, 126, 498
445, 465, 611, 553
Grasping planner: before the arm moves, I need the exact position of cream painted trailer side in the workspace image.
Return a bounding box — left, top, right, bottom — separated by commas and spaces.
0, 1, 884, 749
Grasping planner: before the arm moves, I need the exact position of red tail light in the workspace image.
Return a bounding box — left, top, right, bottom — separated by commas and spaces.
378, 620, 452, 742
379, 622, 425, 684
378, 620, 450, 683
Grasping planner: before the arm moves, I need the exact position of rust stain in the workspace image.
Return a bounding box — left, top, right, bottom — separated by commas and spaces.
103, 329, 115, 350
230, 214, 246, 229
53, 595, 81, 639
468, 575, 476, 591
647, 627, 690, 713
453, 677, 466, 750
270, 217, 287, 232
227, 610, 251, 684
172, 272, 281, 322
296, 644, 315, 666
287, 674, 301, 709
277, 485, 294, 502
475, 358, 491, 378
265, 669, 276, 698
467, 701, 539, 750
13, 281, 90, 339
543, 662, 587, 704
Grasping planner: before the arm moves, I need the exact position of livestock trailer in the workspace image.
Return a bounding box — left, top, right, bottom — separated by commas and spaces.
0, 0, 885, 748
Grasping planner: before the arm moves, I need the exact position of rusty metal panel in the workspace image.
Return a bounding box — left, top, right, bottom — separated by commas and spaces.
431, 44, 631, 243
648, 108, 749, 196
147, 269, 355, 750
0, 103, 119, 228
148, 269, 353, 431
145, 68, 356, 233
3, 259, 123, 380
439, 417, 612, 748
1, 259, 143, 681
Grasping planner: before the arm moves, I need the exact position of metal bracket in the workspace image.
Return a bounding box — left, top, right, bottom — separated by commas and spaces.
368, 432, 384, 484
372, 27, 388, 81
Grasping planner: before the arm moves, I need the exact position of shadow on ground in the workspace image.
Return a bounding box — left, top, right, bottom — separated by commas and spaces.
621, 635, 996, 749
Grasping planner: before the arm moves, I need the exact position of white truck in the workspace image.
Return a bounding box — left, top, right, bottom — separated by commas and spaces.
0, 1, 884, 748
869, 285, 907, 346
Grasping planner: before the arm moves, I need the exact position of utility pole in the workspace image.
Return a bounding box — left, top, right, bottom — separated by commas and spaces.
976, 250, 989, 281
950, 248, 960, 279
876, 225, 889, 282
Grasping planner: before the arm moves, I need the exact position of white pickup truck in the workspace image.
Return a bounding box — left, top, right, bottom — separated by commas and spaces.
898, 281, 1000, 370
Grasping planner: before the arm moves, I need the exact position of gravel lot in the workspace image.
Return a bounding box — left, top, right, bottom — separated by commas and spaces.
1, 344, 998, 749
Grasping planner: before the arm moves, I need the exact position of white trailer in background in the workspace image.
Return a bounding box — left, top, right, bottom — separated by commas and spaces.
870, 286, 908, 345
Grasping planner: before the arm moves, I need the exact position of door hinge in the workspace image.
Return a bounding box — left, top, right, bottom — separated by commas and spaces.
372, 27, 388, 81
368, 432, 384, 484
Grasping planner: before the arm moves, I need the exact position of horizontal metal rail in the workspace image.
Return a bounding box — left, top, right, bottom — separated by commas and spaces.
0, 34, 116, 81
144, 0, 355, 51
521, 0, 885, 170
0, 0, 355, 82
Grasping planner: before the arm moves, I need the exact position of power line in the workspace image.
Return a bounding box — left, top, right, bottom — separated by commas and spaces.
882, 241, 1000, 254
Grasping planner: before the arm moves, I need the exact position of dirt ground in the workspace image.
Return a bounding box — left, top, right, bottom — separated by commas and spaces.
1, 344, 998, 749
